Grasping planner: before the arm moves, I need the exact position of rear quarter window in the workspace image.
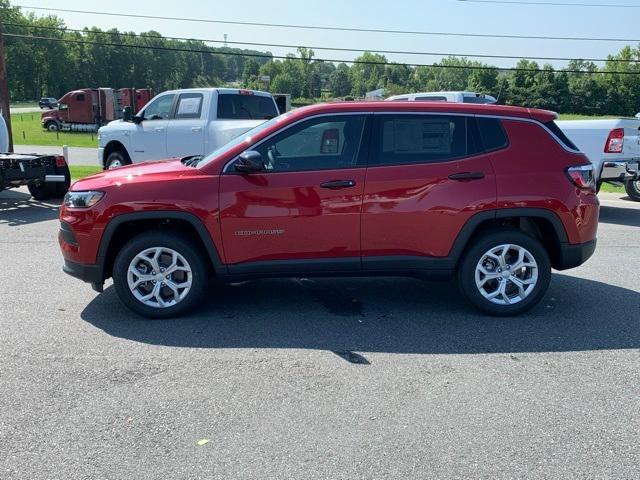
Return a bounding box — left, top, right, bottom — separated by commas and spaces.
544, 121, 579, 150
477, 117, 508, 152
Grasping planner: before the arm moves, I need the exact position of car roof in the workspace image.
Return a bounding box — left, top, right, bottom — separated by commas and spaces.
288, 101, 557, 123
161, 87, 273, 97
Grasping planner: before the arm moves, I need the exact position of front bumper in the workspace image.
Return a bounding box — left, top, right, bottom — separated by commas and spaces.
555, 239, 597, 270
63, 259, 104, 292
600, 159, 639, 182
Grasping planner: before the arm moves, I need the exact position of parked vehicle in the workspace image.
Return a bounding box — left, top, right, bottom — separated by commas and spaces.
38, 97, 58, 109
556, 119, 640, 201
97, 88, 279, 169
41, 87, 152, 133
0, 114, 8, 152
59, 101, 599, 318
386, 91, 498, 104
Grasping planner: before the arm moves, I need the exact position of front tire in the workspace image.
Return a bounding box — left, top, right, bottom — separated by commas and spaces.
457, 229, 551, 316
112, 232, 210, 318
624, 179, 640, 202
106, 150, 131, 169
44, 121, 59, 132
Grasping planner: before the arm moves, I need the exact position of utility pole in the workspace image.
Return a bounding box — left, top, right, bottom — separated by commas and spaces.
0, 26, 14, 152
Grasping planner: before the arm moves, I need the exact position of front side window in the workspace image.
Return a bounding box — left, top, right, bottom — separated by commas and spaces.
143, 94, 176, 120
248, 115, 366, 172
174, 93, 203, 119
76, 94, 85, 102
373, 114, 479, 165
217, 93, 278, 120
415, 96, 447, 102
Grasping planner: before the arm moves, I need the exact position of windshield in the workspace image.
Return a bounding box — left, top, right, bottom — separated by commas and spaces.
198, 114, 290, 167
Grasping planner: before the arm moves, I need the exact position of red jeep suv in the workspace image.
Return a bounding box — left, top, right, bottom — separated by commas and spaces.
59, 102, 599, 318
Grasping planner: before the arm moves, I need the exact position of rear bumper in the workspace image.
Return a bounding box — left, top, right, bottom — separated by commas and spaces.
62, 259, 104, 292
555, 239, 597, 270
600, 159, 639, 182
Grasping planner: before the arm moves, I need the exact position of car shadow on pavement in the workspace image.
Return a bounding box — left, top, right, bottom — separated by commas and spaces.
599, 205, 640, 228
0, 189, 60, 226
80, 273, 640, 355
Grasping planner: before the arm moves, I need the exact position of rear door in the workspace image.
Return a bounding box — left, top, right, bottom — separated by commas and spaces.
361, 113, 497, 269
219, 114, 369, 272
166, 92, 207, 158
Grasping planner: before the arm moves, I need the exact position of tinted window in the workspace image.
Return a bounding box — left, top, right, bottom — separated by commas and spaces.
174, 93, 203, 119
76, 94, 85, 101
143, 94, 175, 120
463, 96, 491, 104
250, 115, 366, 172
544, 121, 578, 150
217, 93, 278, 120
415, 96, 447, 102
374, 115, 479, 165
477, 117, 508, 151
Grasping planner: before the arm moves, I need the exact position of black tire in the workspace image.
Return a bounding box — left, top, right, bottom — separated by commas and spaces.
457, 229, 551, 317
105, 150, 131, 169
624, 179, 640, 202
27, 181, 56, 201
112, 231, 210, 319
44, 121, 59, 132
54, 163, 71, 198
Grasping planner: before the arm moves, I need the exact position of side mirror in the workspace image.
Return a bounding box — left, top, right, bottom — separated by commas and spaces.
123, 106, 133, 122
235, 150, 264, 173
132, 115, 143, 125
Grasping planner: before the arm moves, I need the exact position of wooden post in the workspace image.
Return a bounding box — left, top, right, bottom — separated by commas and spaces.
0, 27, 14, 152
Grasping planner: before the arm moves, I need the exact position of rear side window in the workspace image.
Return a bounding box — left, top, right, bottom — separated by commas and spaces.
174, 93, 203, 119
415, 96, 447, 102
373, 114, 481, 165
544, 121, 578, 150
217, 93, 279, 120
477, 117, 508, 151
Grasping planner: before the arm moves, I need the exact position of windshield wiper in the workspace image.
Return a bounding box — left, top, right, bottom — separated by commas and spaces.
181, 155, 204, 167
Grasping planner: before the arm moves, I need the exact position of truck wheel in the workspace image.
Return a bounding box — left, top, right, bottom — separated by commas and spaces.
106, 150, 130, 169
44, 121, 59, 132
54, 164, 71, 198
457, 229, 551, 316
112, 232, 210, 319
28, 182, 56, 201
624, 180, 640, 201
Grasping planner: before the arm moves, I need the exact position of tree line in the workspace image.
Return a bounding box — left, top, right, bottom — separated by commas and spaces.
3, 0, 640, 116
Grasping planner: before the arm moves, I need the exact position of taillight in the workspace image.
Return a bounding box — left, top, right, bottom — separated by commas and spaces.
604, 128, 624, 153
566, 164, 595, 190
238, 89, 254, 96
55, 155, 66, 167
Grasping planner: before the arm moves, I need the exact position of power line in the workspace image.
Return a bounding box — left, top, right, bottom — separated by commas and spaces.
14, 4, 640, 43
4, 22, 640, 64
5, 32, 640, 75
458, 0, 640, 6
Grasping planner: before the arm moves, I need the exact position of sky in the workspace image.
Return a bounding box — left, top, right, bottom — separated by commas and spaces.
14, 0, 640, 70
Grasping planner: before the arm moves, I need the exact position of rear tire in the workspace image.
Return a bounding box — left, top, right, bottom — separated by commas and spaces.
54, 163, 71, 198
28, 182, 56, 201
112, 232, 210, 319
457, 229, 551, 316
624, 179, 640, 202
106, 150, 131, 169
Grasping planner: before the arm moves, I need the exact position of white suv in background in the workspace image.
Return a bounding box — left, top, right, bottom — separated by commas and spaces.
386, 91, 498, 104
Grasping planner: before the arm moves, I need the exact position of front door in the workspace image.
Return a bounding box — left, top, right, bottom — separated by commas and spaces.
219, 114, 368, 274
131, 93, 175, 162
166, 92, 206, 158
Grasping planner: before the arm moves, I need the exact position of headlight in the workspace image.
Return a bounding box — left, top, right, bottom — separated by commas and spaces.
63, 191, 104, 208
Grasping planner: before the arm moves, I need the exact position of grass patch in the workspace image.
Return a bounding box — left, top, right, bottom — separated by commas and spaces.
70, 165, 102, 180
11, 101, 38, 109
558, 113, 631, 121
11, 112, 98, 148
599, 183, 625, 194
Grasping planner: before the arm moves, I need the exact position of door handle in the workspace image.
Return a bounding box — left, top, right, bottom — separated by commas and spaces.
154, 127, 165, 133
191, 127, 202, 133
448, 171, 485, 181
320, 180, 356, 189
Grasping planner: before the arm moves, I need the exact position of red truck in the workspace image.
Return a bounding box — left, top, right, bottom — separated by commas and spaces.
41, 88, 152, 132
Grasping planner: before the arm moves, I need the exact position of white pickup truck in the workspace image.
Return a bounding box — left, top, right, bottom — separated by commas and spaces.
556, 118, 640, 200
97, 88, 279, 169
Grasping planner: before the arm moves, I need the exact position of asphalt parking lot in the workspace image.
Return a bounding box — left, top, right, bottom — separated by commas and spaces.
1, 187, 639, 479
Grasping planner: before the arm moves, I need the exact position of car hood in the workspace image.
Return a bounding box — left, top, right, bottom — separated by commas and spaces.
71, 159, 196, 191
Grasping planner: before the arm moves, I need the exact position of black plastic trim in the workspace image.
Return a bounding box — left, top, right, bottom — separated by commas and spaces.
63, 259, 102, 285
556, 239, 597, 270
59, 221, 77, 246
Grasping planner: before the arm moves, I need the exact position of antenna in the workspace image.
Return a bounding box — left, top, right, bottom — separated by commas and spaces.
223, 34, 228, 47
